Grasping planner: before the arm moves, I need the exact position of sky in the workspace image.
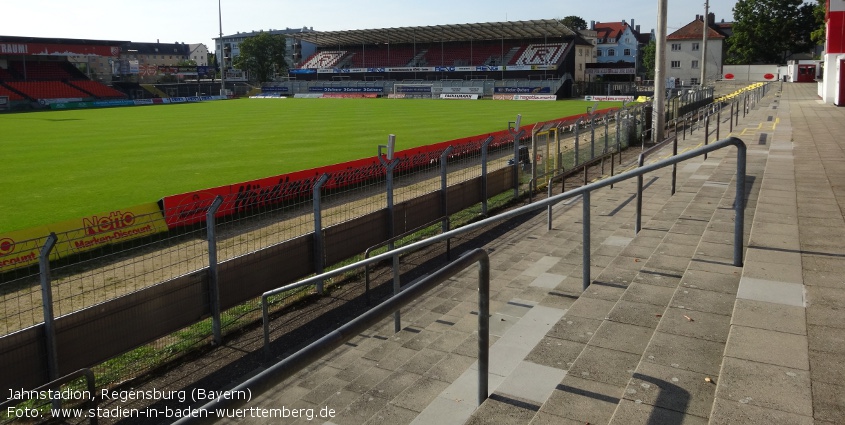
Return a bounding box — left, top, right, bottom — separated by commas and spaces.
3, 0, 739, 51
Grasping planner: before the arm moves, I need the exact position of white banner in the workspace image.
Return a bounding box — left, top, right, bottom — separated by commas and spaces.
584, 96, 634, 101
433, 87, 484, 94
512, 94, 556, 101
440, 94, 479, 100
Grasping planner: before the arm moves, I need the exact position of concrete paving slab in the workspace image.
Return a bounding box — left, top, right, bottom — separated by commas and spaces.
724, 326, 809, 370
607, 299, 665, 329
623, 361, 716, 419
620, 282, 677, 307
465, 393, 538, 425
529, 273, 566, 289
568, 345, 640, 387
810, 381, 845, 423
526, 411, 584, 425
524, 336, 584, 371
363, 404, 420, 425
731, 299, 806, 335
708, 397, 814, 425
715, 357, 812, 417
809, 350, 845, 384
672, 287, 737, 316
611, 398, 708, 424
656, 307, 731, 343
737, 276, 805, 307
589, 321, 654, 355
643, 331, 726, 377
496, 361, 568, 404
540, 375, 623, 424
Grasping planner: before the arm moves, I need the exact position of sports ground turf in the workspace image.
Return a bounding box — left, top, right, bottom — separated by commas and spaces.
0, 98, 621, 232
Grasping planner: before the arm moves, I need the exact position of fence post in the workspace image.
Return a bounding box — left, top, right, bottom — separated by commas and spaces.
480, 136, 493, 216
582, 191, 591, 291
604, 113, 609, 156
378, 136, 401, 333
574, 117, 583, 167
509, 115, 524, 198
635, 153, 645, 234
441, 147, 453, 260
38, 233, 60, 410
312, 174, 330, 294
590, 113, 596, 160
206, 196, 224, 345
671, 136, 678, 195
730, 101, 734, 133
717, 103, 722, 141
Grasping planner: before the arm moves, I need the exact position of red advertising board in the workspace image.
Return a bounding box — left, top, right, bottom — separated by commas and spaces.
159, 108, 620, 229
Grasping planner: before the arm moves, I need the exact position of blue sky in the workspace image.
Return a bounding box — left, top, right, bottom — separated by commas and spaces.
4, 0, 738, 50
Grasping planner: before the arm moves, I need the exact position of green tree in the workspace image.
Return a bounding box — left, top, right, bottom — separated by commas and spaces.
810, 1, 827, 48
232, 32, 288, 83
560, 15, 588, 31
641, 40, 656, 80
728, 0, 818, 64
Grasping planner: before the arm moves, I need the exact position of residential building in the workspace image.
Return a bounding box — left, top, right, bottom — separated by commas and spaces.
666, 14, 729, 85
69, 41, 207, 83
215, 27, 317, 80
590, 19, 652, 79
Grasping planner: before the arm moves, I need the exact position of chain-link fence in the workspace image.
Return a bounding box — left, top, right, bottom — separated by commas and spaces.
0, 103, 654, 421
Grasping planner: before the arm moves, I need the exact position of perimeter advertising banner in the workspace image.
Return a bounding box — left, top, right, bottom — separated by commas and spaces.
0, 42, 119, 57
0, 203, 168, 272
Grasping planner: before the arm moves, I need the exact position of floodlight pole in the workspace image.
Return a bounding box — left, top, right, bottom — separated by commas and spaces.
652, 0, 668, 144
218, 0, 226, 97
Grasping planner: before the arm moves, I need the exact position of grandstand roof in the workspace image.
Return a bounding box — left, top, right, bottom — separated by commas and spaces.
290, 20, 578, 47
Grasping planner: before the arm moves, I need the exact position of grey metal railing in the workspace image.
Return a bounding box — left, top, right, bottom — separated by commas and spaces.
186, 136, 744, 423
0, 368, 98, 425
178, 248, 490, 425
363, 216, 449, 305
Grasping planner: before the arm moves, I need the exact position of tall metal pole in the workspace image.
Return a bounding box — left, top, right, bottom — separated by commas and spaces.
218, 0, 226, 97
652, 0, 668, 143
701, 0, 710, 86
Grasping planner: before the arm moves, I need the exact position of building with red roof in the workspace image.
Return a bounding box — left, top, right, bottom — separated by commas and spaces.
589, 19, 653, 80
666, 13, 730, 85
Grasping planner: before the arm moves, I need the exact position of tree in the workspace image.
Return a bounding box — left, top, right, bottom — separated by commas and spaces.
810, 1, 827, 49
232, 32, 288, 83
641, 40, 656, 80
727, 0, 818, 64
560, 15, 588, 31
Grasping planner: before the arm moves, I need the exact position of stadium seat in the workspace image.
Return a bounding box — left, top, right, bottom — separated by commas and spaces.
6, 81, 89, 100
68, 81, 127, 99
0, 84, 25, 101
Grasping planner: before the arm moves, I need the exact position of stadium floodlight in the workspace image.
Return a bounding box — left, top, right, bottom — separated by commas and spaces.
218, 0, 226, 97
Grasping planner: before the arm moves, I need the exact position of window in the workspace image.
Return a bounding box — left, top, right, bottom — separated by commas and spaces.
690, 78, 699, 85
624, 48, 631, 56
597, 50, 603, 57
608, 49, 616, 57
692, 43, 700, 51
691, 60, 700, 69
671, 61, 681, 68
671, 43, 681, 51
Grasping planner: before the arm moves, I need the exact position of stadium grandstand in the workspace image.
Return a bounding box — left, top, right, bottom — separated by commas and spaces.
264, 20, 594, 99
0, 36, 130, 110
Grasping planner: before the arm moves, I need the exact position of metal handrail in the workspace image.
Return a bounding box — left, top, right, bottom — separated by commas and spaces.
636, 135, 679, 233
199, 136, 744, 425
363, 216, 449, 305
259, 137, 746, 353
0, 368, 98, 425
178, 249, 491, 425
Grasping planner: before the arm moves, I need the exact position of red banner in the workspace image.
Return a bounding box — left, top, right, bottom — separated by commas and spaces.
159, 108, 619, 228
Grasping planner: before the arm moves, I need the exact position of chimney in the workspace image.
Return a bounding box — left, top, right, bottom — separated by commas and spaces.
631, 19, 635, 29
591, 20, 595, 30
636, 25, 641, 33
708, 13, 715, 25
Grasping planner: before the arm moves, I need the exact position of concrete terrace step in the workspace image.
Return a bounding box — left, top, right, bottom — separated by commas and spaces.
211, 89, 779, 425
708, 85, 818, 423
461, 127, 755, 423
217, 135, 707, 425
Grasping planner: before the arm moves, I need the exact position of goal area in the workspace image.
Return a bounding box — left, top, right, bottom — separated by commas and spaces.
391, 83, 434, 99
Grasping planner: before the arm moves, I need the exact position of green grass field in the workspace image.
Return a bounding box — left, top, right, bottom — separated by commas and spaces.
0, 98, 621, 232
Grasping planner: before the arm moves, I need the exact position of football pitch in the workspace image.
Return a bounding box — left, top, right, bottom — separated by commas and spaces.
0, 98, 622, 232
